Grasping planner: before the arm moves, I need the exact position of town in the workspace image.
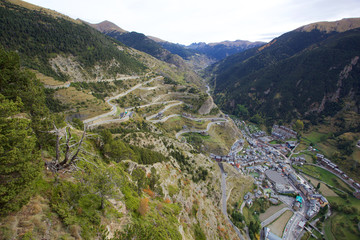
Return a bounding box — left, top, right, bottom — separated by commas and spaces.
211, 120, 360, 240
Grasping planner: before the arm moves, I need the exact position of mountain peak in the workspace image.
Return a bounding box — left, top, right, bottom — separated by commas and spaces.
87, 20, 127, 34
296, 17, 360, 33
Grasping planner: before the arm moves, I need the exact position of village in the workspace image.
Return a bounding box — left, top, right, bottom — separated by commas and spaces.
211, 121, 360, 240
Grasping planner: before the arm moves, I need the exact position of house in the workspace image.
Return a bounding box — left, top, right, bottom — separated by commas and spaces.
298, 221, 306, 229
244, 192, 253, 200
246, 198, 253, 207
353, 191, 360, 200
286, 141, 297, 149
293, 201, 301, 211
263, 227, 282, 240
269, 198, 279, 205
299, 184, 313, 198
306, 199, 320, 219
293, 196, 303, 211
255, 190, 263, 198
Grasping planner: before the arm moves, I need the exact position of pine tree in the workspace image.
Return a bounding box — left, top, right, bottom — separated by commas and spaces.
0, 94, 42, 215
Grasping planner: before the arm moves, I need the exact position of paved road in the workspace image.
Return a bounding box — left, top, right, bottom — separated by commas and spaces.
218, 163, 246, 240
282, 211, 305, 240
87, 101, 181, 128
175, 119, 228, 140
206, 85, 210, 95
146, 101, 183, 120
44, 75, 141, 89
149, 114, 180, 123
84, 76, 160, 125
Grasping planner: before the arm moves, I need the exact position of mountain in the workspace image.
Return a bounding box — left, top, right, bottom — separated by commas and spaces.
0, 0, 145, 81
0, 2, 251, 239
205, 18, 360, 125
86, 20, 127, 34
185, 40, 265, 61
296, 17, 360, 33
88, 20, 217, 73
89, 20, 264, 70
88, 21, 186, 66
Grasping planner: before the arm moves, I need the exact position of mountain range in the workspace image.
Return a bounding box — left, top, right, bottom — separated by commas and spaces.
88, 20, 264, 67
205, 18, 360, 125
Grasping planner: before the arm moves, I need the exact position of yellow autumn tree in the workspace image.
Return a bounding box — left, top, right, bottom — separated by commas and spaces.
138, 198, 149, 216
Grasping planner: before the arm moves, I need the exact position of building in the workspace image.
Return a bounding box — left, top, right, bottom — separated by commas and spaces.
246, 198, 253, 207
293, 196, 303, 211
299, 184, 314, 198
298, 221, 306, 229
262, 227, 282, 240
272, 125, 297, 140
269, 198, 279, 205
289, 173, 301, 187
286, 141, 297, 149
353, 191, 360, 200
292, 155, 306, 163
318, 196, 328, 207
306, 199, 320, 219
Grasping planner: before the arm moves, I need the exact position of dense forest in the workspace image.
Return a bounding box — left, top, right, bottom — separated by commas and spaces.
206, 27, 360, 125
0, 48, 50, 215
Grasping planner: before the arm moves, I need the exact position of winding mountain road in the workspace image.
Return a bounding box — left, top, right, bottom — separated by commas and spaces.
218, 163, 246, 240
175, 118, 228, 140
84, 76, 160, 125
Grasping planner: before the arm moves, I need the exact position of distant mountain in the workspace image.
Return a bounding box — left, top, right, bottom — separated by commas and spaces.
205, 18, 360, 124
86, 20, 127, 34
296, 18, 360, 33
185, 40, 265, 61
89, 21, 195, 69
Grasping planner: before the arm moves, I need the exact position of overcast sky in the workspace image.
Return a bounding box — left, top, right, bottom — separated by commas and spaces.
25, 0, 360, 45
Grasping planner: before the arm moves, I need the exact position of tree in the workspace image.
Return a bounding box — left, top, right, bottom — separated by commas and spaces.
294, 119, 304, 133
0, 94, 42, 215
132, 168, 146, 195
250, 113, 264, 125
236, 104, 249, 119
83, 167, 116, 210
316, 182, 321, 190
138, 198, 149, 216
0, 49, 51, 147
47, 125, 87, 171
149, 167, 159, 191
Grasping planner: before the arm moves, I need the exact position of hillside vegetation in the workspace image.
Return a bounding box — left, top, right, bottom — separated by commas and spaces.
0, 42, 244, 239
0, 0, 145, 81
206, 19, 360, 125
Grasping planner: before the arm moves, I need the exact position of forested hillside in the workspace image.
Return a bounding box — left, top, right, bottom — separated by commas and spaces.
206, 20, 360, 125
0, 48, 50, 215
186, 40, 265, 61
0, 1, 247, 239
0, 0, 145, 81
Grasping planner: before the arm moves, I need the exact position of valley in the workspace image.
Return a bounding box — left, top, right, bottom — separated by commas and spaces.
0, 1, 360, 240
